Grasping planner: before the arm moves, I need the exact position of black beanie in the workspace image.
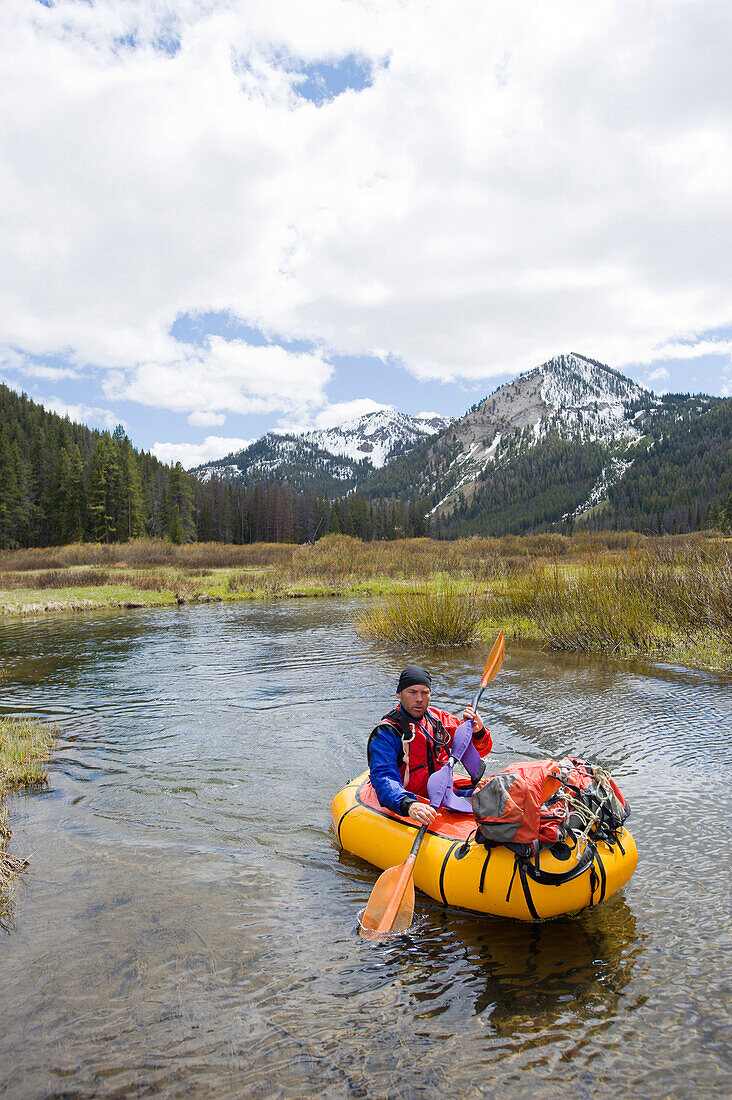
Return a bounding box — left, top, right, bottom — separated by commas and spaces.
397, 665, 432, 693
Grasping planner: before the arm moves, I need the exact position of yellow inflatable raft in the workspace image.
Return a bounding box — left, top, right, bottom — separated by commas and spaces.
332, 772, 638, 921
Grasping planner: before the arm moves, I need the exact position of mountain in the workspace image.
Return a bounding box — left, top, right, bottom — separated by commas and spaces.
195, 432, 369, 495
193, 408, 451, 488
189, 351, 730, 538
302, 408, 452, 468
362, 354, 650, 502
360, 353, 730, 536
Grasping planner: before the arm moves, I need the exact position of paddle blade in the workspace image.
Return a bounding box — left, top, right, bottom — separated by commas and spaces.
450, 721, 474, 762
359, 865, 416, 939
461, 739, 487, 784
480, 629, 505, 689
471, 630, 505, 710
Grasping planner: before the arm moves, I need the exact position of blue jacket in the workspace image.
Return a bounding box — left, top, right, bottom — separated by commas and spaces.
368, 722, 415, 816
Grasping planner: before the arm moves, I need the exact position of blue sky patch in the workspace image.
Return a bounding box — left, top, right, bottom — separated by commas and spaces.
170, 312, 317, 357
292, 54, 378, 106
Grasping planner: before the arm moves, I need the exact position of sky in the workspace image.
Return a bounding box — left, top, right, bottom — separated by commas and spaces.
1, 0, 731, 468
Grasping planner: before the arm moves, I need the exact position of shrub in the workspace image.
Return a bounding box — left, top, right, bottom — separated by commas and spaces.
355, 583, 484, 647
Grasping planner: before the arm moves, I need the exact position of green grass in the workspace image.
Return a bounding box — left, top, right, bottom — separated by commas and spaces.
1, 717, 58, 924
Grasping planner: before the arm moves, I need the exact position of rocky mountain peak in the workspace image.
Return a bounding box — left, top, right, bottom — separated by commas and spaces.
528, 353, 649, 410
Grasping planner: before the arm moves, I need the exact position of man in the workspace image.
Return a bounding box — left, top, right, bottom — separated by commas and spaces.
367, 664, 492, 824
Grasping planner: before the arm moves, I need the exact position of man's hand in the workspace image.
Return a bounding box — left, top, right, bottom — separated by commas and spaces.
462, 705, 484, 732
408, 801, 437, 825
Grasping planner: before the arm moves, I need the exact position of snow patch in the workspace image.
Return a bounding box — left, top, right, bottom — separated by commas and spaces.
565, 456, 634, 518
303, 408, 451, 468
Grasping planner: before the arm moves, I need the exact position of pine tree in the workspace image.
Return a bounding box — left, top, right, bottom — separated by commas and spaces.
111, 428, 145, 539
0, 427, 24, 548
167, 505, 184, 544
58, 444, 85, 542
87, 436, 117, 542
167, 462, 195, 541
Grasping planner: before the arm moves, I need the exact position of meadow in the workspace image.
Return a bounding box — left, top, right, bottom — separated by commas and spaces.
0, 532, 728, 670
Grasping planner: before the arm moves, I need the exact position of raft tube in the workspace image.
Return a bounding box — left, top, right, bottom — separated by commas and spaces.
332, 771, 638, 921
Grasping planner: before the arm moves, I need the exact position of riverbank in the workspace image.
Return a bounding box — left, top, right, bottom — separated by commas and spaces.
0, 534, 729, 671
0, 718, 57, 922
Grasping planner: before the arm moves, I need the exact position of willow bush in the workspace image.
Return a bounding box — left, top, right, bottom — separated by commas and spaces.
486, 541, 732, 654
355, 583, 484, 647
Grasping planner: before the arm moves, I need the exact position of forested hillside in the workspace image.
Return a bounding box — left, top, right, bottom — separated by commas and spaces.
433, 396, 732, 538
0, 382, 730, 548
602, 397, 732, 533
435, 431, 611, 537
0, 386, 429, 548
0, 385, 197, 548
369, 391, 732, 538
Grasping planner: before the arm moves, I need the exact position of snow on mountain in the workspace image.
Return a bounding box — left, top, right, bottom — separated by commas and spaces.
196, 464, 240, 485
564, 455, 635, 520
535, 353, 648, 440
302, 408, 452, 468
400, 353, 656, 516
191, 409, 450, 489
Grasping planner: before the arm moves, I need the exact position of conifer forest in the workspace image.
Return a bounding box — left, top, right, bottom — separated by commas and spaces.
0, 383, 730, 549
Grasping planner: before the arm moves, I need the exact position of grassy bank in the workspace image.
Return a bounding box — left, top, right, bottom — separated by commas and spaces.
0, 534, 729, 670
0, 718, 58, 923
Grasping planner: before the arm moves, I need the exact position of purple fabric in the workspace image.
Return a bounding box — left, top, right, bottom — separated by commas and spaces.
461, 739, 484, 783
450, 721, 474, 762
440, 787, 474, 814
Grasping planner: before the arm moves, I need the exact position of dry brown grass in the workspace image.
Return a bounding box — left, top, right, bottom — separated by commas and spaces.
489, 540, 732, 654
0, 533, 728, 662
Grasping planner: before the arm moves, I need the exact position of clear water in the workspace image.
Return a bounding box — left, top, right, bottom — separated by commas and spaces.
0, 601, 730, 1099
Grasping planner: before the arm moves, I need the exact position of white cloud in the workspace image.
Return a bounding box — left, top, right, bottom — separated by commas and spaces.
104, 338, 333, 418
0, 0, 730, 408
634, 338, 732, 363
44, 398, 123, 432
152, 435, 252, 467
0, 346, 81, 382
646, 367, 670, 383
0, 348, 29, 373
19, 363, 83, 381
314, 398, 391, 429
188, 410, 227, 427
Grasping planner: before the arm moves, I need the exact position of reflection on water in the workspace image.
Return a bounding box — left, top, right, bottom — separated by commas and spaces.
0, 601, 730, 1099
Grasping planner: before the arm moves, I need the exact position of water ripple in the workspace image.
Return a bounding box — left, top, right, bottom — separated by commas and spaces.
0, 601, 730, 1099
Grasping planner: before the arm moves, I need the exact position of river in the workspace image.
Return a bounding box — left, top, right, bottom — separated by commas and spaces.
0, 600, 730, 1098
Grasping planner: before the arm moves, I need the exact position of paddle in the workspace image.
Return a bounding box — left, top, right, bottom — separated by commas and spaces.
426, 629, 505, 809
470, 629, 505, 712
358, 823, 428, 940
358, 631, 506, 940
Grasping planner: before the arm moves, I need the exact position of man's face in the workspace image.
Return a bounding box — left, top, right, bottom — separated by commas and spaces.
398, 684, 431, 720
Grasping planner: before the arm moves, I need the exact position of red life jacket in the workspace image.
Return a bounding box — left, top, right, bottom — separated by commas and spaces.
375, 706, 491, 799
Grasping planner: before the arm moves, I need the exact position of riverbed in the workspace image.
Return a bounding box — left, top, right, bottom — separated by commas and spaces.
0, 600, 730, 1098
